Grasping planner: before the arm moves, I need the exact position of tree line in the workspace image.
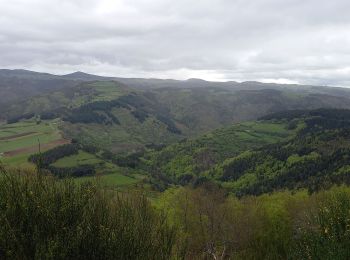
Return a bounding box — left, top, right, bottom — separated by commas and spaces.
28, 143, 97, 178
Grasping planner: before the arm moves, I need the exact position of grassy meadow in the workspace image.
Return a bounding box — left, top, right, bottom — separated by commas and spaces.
0, 118, 142, 188
51, 150, 142, 187
88, 81, 128, 101
0, 119, 66, 166
51, 150, 102, 167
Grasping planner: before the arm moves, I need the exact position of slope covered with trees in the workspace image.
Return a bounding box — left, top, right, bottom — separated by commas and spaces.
215, 109, 350, 196
142, 120, 296, 188
143, 109, 350, 196
3, 69, 350, 155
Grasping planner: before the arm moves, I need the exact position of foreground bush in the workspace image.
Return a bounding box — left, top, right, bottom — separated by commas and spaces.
158, 183, 350, 259
3, 166, 350, 260
294, 188, 350, 259
0, 167, 175, 260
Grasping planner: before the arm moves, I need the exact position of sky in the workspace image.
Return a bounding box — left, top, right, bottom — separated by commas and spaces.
1, 0, 350, 86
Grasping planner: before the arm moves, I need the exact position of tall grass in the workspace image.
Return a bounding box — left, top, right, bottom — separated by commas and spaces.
0, 166, 175, 259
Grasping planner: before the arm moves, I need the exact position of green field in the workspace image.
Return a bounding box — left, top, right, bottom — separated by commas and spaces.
1, 153, 36, 167
74, 172, 141, 187
52, 150, 103, 167
51, 150, 142, 187
0, 119, 143, 187
0, 119, 65, 166
89, 81, 127, 101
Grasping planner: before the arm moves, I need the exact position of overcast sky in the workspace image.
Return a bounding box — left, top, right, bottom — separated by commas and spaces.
1, 0, 350, 86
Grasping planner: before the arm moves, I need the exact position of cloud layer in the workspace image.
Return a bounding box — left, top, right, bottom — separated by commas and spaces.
1, 0, 350, 86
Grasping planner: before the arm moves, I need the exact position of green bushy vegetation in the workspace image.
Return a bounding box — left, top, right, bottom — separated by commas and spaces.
0, 167, 175, 259
157, 183, 350, 259
2, 166, 350, 259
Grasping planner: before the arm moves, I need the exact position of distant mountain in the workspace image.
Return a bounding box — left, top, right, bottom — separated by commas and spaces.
0, 69, 58, 79
1, 68, 349, 94
61, 71, 112, 81
2, 68, 350, 153
0, 70, 79, 116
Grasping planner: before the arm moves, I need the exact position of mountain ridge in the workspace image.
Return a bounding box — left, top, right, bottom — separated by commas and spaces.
1, 68, 349, 90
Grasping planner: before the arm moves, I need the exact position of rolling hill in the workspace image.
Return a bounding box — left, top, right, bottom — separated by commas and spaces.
2, 69, 350, 154
142, 108, 350, 195
2, 69, 350, 189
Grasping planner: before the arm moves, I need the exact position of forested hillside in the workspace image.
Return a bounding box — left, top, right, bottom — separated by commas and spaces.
3, 69, 350, 155
142, 109, 350, 196
3, 69, 350, 192
142, 120, 296, 189
3, 70, 350, 259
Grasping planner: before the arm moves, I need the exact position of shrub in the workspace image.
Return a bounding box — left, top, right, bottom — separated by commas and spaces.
0, 167, 175, 259
294, 188, 350, 259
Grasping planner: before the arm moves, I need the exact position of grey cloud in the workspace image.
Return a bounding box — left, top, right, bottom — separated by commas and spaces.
0, 0, 350, 86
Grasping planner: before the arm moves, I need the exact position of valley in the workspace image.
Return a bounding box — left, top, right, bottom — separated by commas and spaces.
2, 70, 350, 259
2, 70, 350, 190
2, 0, 350, 258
